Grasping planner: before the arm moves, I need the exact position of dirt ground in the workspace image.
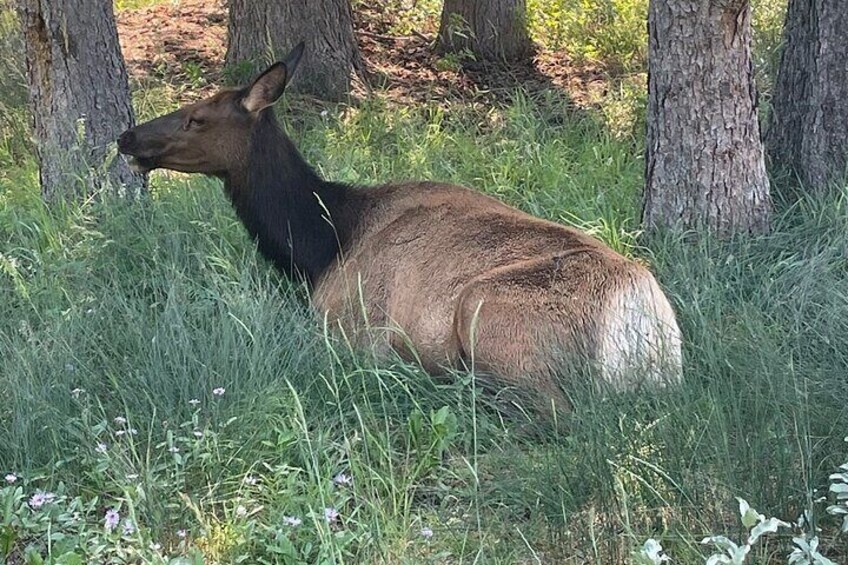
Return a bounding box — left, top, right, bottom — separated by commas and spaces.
116, 0, 609, 107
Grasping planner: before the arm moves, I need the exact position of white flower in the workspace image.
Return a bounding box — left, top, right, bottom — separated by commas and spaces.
122, 519, 135, 536
4, 473, 17, 483
29, 491, 55, 508
188, 399, 200, 406
243, 475, 257, 486
420, 526, 434, 539
150, 542, 162, 551
126, 473, 139, 480
128, 428, 138, 435
114, 416, 127, 425
236, 505, 247, 517
95, 442, 108, 454
324, 507, 339, 523
70, 387, 83, 397
333, 472, 352, 487
177, 529, 187, 538
193, 430, 203, 438
115, 430, 126, 437
283, 515, 302, 527
320, 110, 329, 118
104, 509, 120, 532
212, 387, 225, 396
168, 446, 180, 453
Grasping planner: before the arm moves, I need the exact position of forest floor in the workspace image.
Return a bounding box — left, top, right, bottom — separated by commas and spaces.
115, 0, 610, 107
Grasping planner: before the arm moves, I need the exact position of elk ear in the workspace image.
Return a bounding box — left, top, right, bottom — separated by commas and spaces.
242, 42, 306, 114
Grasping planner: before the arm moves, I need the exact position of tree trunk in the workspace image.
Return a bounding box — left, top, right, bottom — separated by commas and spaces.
642, 0, 771, 236
437, 0, 533, 62
766, 0, 848, 194
18, 0, 144, 201
226, 0, 361, 101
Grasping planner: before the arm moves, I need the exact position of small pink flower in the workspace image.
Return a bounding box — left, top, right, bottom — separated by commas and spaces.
4, 473, 17, 484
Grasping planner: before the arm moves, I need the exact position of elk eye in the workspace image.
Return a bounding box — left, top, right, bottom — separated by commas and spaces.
185, 116, 205, 130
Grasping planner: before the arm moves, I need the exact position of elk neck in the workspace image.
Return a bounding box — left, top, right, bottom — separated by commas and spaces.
223, 109, 356, 287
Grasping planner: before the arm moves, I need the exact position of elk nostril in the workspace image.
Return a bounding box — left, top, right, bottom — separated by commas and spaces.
117, 130, 136, 152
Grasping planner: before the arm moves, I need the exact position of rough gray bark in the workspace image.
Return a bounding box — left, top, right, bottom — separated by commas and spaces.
18, 0, 144, 201
225, 0, 361, 101
437, 0, 533, 62
766, 0, 848, 194
643, 0, 771, 236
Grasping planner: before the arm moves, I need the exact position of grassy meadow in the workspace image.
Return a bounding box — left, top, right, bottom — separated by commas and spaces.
2, 1, 848, 563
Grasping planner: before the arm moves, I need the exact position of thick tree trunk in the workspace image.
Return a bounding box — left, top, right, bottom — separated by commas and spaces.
226, 0, 360, 101
19, 0, 144, 201
437, 0, 533, 62
642, 0, 771, 236
766, 0, 848, 194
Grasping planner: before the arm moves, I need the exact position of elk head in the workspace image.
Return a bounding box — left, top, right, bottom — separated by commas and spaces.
117, 42, 305, 177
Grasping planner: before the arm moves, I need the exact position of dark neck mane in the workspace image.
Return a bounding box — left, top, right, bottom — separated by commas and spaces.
224, 110, 354, 286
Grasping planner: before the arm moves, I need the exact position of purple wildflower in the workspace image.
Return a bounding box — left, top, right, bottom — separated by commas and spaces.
104, 509, 120, 532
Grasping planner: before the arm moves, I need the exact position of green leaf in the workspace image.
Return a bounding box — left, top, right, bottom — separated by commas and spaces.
737, 498, 761, 529
55, 552, 84, 565
748, 517, 788, 545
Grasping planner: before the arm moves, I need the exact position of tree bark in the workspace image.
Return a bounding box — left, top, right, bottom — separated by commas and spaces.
642, 0, 771, 236
766, 0, 848, 194
437, 0, 533, 62
18, 0, 144, 201
226, 0, 361, 101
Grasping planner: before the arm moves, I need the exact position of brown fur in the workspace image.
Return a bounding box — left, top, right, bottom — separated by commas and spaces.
118, 46, 682, 418
314, 182, 682, 413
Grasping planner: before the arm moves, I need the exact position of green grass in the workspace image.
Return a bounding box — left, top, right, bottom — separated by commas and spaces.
3, 1, 847, 563
2, 92, 848, 563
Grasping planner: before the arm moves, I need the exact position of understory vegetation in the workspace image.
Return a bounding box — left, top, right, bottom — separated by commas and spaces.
2, 1, 847, 563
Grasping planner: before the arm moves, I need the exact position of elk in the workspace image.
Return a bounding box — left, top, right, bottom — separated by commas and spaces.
117, 43, 682, 417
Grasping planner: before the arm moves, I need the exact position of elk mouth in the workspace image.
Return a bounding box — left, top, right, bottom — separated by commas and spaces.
124, 154, 158, 174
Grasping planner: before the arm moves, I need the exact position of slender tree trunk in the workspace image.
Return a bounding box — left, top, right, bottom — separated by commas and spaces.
437, 0, 533, 62
766, 0, 848, 194
642, 0, 771, 236
18, 0, 144, 201
226, 0, 361, 101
